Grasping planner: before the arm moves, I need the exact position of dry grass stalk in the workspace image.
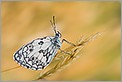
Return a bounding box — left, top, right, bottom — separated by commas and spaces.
34, 32, 102, 80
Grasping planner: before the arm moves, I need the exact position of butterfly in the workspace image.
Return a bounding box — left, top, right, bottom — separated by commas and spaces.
13, 16, 75, 70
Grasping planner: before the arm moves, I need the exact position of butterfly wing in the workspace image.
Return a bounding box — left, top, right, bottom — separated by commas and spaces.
13, 36, 59, 70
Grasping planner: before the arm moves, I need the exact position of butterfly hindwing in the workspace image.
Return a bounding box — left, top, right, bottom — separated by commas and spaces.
13, 36, 59, 70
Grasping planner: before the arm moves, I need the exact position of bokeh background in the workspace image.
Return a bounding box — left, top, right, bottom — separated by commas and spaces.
1, 1, 121, 81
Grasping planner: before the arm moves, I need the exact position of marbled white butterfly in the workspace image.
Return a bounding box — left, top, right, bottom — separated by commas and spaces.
13, 16, 75, 70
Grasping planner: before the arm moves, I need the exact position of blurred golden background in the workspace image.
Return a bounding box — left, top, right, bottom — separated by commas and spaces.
2, 1, 120, 80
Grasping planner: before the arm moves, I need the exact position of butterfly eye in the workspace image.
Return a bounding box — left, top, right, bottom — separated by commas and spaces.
56, 31, 62, 38
56, 33, 59, 36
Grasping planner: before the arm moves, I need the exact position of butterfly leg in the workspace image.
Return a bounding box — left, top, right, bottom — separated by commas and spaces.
59, 48, 71, 55
62, 39, 76, 46
53, 49, 71, 61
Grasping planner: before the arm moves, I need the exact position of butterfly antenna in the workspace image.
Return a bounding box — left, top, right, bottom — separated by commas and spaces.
50, 16, 57, 34
2, 66, 21, 73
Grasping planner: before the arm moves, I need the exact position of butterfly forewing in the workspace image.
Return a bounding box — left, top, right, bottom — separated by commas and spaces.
13, 36, 60, 70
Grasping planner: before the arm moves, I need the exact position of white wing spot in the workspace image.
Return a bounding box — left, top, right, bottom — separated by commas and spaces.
42, 57, 46, 63
23, 47, 27, 51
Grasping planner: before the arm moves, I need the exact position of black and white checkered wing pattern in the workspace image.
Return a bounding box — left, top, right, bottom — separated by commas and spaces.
13, 36, 59, 70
